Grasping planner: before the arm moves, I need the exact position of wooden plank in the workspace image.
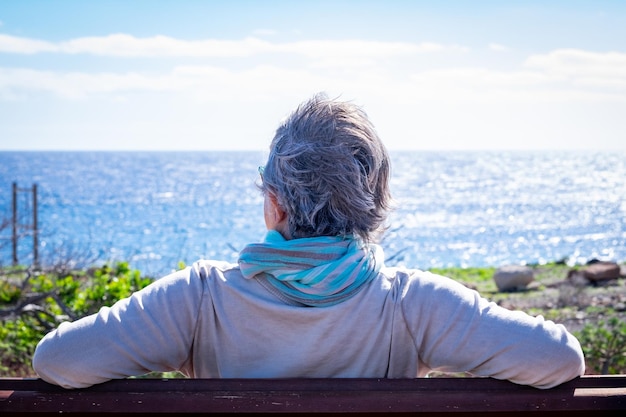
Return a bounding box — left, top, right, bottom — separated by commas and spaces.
1, 376, 625, 415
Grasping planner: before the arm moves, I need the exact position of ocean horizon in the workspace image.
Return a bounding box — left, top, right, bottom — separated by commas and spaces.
1, 150, 625, 278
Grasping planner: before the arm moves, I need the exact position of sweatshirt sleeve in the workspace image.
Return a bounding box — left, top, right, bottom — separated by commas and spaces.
400, 271, 585, 389
32, 267, 205, 389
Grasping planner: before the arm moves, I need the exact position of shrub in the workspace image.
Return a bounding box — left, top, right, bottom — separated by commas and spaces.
576, 317, 626, 374
0, 263, 152, 376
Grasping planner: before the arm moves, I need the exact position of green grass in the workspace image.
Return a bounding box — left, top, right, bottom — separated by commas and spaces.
428, 266, 499, 293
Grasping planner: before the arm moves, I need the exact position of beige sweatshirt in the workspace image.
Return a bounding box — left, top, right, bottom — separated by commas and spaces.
33, 260, 585, 389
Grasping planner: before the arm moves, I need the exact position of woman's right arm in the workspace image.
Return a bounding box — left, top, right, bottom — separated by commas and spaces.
32, 267, 205, 389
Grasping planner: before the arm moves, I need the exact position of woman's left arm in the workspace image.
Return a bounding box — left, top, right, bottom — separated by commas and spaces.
401, 271, 585, 389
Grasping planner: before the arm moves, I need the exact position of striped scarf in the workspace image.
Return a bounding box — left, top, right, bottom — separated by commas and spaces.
238, 230, 384, 307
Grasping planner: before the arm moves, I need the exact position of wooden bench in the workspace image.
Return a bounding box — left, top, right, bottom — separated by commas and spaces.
1, 375, 625, 415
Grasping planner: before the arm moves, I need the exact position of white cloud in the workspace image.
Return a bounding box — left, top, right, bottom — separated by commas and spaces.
525, 49, 626, 78
0, 33, 277, 57
3, 51, 624, 105
62, 34, 276, 57
0, 33, 463, 60
524, 49, 626, 99
0, 43, 626, 103
488, 42, 509, 52
281, 40, 465, 69
0, 34, 480, 100
0, 67, 178, 99
2, 33, 626, 151
251, 29, 278, 37
0, 34, 57, 54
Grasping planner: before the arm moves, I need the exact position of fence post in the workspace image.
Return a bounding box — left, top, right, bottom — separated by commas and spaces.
33, 183, 39, 268
10, 182, 39, 268
12, 182, 18, 266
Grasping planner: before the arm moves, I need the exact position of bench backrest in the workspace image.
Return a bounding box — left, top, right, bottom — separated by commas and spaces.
1, 375, 625, 415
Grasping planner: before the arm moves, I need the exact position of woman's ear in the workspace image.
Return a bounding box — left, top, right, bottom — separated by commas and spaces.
269, 194, 287, 223
264, 193, 290, 238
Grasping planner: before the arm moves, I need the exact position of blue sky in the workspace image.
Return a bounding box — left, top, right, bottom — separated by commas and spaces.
1, 0, 625, 151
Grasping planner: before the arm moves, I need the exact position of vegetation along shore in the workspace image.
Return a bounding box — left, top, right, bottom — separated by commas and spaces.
1, 259, 625, 378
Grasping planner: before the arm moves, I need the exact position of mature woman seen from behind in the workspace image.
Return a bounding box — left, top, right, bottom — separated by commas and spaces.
33, 94, 585, 389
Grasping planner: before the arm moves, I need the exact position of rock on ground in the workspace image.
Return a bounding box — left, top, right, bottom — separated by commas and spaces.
493, 265, 534, 292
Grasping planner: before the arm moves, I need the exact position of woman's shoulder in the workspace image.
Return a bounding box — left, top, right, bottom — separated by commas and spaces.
190, 259, 275, 300
380, 266, 455, 286
379, 266, 478, 302
190, 259, 241, 279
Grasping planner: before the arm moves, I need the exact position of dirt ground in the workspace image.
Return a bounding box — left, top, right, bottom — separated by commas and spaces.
488, 265, 626, 334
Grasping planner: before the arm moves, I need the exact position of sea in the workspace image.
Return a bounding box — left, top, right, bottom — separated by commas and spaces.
1, 151, 625, 278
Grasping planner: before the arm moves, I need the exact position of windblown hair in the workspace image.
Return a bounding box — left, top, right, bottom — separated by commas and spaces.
261, 94, 392, 243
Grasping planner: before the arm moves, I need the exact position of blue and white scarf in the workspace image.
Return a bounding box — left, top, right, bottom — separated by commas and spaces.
238, 230, 384, 307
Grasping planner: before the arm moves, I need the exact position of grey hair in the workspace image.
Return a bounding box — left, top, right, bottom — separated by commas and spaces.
261, 93, 392, 242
